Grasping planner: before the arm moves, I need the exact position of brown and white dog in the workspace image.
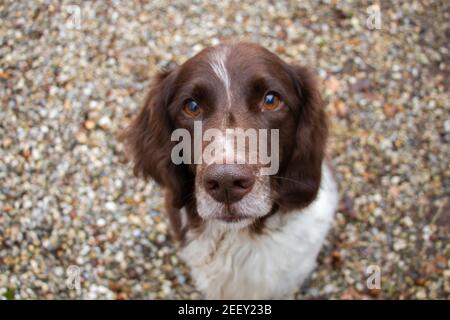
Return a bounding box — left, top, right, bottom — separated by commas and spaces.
121, 42, 338, 299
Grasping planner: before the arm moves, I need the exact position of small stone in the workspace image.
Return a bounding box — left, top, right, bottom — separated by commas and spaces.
332, 100, 347, 117
84, 120, 96, 130
105, 202, 117, 212
115, 251, 124, 262
96, 218, 106, 227
75, 131, 88, 144
415, 278, 427, 286
156, 234, 166, 243
416, 290, 427, 299
393, 239, 407, 251
98, 116, 111, 129
383, 104, 398, 118
444, 120, 450, 132
401, 216, 413, 228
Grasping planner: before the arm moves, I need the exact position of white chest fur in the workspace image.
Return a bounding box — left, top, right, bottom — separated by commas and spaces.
180, 164, 338, 299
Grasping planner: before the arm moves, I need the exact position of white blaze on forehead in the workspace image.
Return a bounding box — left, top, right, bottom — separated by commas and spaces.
209, 46, 231, 108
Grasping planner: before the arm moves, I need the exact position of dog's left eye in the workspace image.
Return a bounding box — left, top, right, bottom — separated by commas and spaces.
261, 92, 283, 111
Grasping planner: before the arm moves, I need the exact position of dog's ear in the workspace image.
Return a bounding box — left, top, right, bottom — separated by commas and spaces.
120, 69, 194, 209
277, 65, 328, 210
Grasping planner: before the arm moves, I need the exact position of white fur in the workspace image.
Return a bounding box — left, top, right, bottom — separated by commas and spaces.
209, 47, 231, 108
180, 163, 339, 299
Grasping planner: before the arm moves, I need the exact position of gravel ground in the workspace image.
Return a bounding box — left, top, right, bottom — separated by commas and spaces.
0, 0, 449, 300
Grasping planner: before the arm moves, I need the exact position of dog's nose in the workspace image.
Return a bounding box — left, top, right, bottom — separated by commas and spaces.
203, 164, 255, 204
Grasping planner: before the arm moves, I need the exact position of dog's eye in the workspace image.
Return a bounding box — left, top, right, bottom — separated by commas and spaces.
183, 99, 202, 117
261, 92, 283, 111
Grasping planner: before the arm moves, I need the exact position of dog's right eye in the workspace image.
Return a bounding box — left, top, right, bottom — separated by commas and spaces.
183, 99, 202, 117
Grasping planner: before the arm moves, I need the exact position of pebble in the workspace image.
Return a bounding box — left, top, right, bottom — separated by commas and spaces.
105, 202, 117, 212
96, 218, 106, 227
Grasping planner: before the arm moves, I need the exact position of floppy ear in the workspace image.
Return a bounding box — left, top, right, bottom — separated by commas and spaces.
277, 65, 328, 210
120, 69, 194, 209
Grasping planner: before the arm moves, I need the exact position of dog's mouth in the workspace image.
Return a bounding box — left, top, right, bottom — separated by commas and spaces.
215, 204, 251, 223
218, 214, 248, 223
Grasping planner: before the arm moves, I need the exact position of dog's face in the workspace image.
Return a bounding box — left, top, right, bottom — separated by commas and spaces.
122, 42, 328, 228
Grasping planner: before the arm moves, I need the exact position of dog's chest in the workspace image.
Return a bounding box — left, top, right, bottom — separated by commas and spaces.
180, 209, 333, 299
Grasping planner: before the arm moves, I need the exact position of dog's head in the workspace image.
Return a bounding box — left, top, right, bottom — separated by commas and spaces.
122, 42, 328, 228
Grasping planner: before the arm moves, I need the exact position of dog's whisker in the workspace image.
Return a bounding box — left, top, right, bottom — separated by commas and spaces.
271, 175, 317, 188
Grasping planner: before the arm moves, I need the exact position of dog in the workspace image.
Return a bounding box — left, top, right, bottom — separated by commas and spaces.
121, 42, 338, 299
